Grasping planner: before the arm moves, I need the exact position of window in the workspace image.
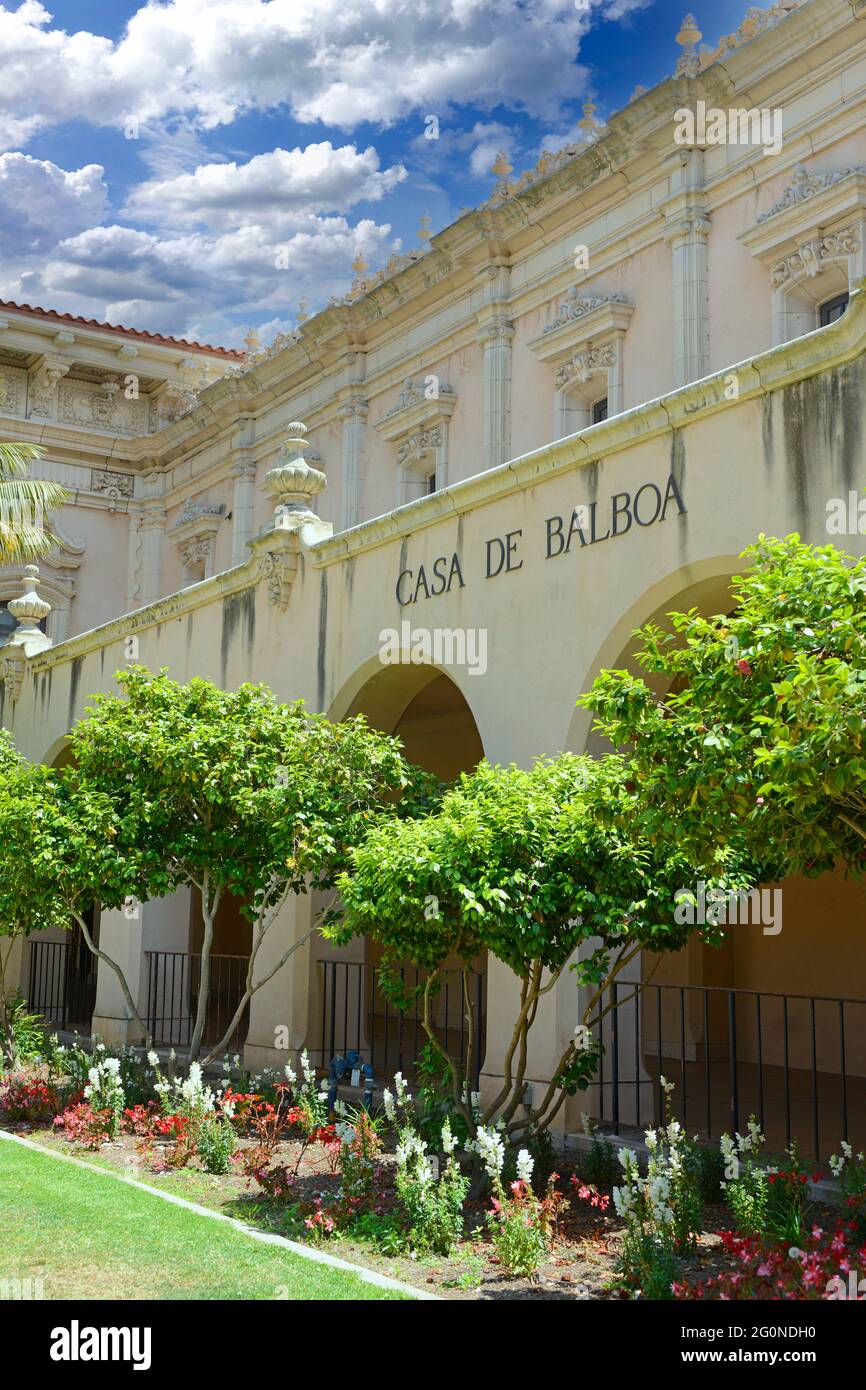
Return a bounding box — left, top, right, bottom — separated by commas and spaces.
0, 603, 16, 646
0, 599, 46, 645
591, 396, 608, 425
820, 293, 849, 327
426, 471, 437, 495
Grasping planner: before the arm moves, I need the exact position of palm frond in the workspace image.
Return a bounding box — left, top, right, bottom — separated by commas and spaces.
0, 441, 69, 562
0, 442, 44, 479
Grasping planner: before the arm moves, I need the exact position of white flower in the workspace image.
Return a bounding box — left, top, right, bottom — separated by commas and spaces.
382, 1088, 396, 1123
441, 1119, 457, 1155
300, 1049, 314, 1085
284, 1061, 297, 1087
516, 1149, 534, 1184
471, 1125, 505, 1182
147, 1050, 159, 1067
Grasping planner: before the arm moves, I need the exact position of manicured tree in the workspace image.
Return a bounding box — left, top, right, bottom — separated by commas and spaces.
331, 754, 740, 1141
582, 534, 866, 880
0, 757, 151, 1045
69, 668, 425, 1063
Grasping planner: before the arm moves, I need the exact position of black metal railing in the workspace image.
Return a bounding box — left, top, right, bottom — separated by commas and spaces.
145, 950, 250, 1053
319, 960, 486, 1087
590, 981, 866, 1162
28, 937, 97, 1033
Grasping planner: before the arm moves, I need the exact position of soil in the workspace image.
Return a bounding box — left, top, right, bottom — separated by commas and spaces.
3, 1118, 753, 1301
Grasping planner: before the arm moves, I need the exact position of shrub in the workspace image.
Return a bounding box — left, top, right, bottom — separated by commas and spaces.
0, 1075, 63, 1123
721, 1120, 811, 1243
473, 1127, 566, 1278
196, 1113, 237, 1174
577, 1114, 619, 1189
612, 1083, 703, 1298
55, 1102, 116, 1149
394, 1118, 469, 1256
674, 1221, 866, 1300
829, 1142, 866, 1242
83, 1054, 125, 1139
3, 993, 46, 1066
335, 1107, 382, 1216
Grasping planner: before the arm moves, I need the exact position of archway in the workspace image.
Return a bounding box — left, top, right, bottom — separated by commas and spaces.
578, 562, 866, 1156
309, 661, 486, 1082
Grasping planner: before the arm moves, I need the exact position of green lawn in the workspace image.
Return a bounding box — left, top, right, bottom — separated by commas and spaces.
0, 1140, 410, 1300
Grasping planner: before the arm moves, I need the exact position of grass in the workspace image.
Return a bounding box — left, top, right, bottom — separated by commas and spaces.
0, 1139, 411, 1300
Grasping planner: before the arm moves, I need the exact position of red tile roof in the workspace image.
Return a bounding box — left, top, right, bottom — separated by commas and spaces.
0, 299, 245, 359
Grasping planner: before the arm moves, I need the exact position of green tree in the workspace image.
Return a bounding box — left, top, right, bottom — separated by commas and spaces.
0, 758, 150, 1045
0, 442, 67, 560
331, 754, 738, 1140
68, 668, 423, 1062
582, 534, 866, 880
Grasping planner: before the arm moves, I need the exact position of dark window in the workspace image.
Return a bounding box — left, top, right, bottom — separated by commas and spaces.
591, 397, 608, 425
426, 471, 437, 495
820, 293, 849, 327
0, 602, 16, 646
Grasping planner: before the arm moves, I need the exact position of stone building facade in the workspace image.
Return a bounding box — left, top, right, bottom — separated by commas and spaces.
2, 0, 866, 1149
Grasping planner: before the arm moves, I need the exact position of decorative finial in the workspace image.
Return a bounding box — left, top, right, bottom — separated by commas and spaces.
491, 150, 513, 182
297, 298, 309, 324
352, 248, 368, 278
263, 423, 327, 522
244, 326, 260, 354
579, 101, 602, 139
674, 13, 702, 76
5, 565, 52, 656
417, 212, 432, 250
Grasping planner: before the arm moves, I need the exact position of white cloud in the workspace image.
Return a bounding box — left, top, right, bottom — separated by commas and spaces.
126, 143, 407, 230
7, 213, 396, 344
0, 0, 644, 145
0, 152, 107, 254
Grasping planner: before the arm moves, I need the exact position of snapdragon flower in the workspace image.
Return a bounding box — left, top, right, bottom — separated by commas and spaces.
472, 1125, 505, 1181
516, 1149, 534, 1184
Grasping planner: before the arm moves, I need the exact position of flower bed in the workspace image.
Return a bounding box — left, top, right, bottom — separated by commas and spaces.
2, 1046, 862, 1302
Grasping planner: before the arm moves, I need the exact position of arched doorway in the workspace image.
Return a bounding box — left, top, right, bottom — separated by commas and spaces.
579, 566, 866, 1158
309, 662, 486, 1085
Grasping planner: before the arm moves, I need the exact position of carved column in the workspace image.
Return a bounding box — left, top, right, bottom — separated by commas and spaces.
338, 395, 368, 530
477, 315, 515, 470
229, 416, 257, 565
661, 150, 711, 387
138, 497, 167, 607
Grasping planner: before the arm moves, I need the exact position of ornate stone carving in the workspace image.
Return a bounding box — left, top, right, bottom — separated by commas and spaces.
0, 365, 25, 416
90, 468, 135, 501
180, 538, 213, 570
256, 548, 297, 611
544, 288, 628, 334
555, 343, 617, 391
27, 359, 69, 420
396, 426, 442, 466
771, 227, 861, 287
759, 165, 866, 222
58, 377, 149, 435
676, 3, 803, 78
381, 377, 455, 421
176, 498, 224, 527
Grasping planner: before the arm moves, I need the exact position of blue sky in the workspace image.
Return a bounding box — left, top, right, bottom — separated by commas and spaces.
0, 0, 753, 349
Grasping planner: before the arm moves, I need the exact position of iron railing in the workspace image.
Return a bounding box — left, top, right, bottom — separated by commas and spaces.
28, 938, 97, 1033
145, 950, 250, 1053
319, 960, 486, 1087
590, 981, 866, 1162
